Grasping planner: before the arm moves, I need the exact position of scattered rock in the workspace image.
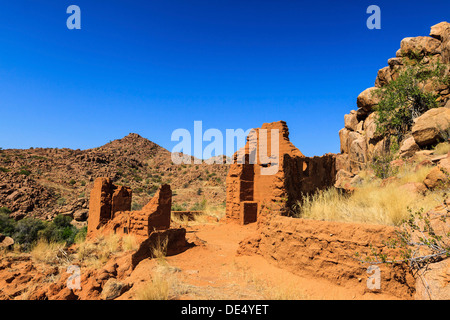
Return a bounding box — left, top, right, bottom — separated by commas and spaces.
412, 107, 450, 147
100, 278, 130, 300
399, 137, 420, 158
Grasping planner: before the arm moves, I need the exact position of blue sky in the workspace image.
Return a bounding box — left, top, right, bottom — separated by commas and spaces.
0, 1, 449, 157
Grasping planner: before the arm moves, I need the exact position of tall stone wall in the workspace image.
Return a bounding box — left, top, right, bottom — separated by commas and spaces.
225, 121, 337, 224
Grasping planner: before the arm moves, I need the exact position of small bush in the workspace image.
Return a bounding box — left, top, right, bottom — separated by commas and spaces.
18, 169, 31, 176
0, 212, 16, 236
69, 179, 76, 185
56, 197, 66, 206
12, 218, 46, 251
171, 203, 186, 211
131, 202, 143, 211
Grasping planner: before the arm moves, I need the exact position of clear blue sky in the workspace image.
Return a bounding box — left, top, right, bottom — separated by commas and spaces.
0, 1, 449, 157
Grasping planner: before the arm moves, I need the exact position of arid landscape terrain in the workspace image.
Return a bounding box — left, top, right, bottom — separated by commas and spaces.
1, 22, 450, 301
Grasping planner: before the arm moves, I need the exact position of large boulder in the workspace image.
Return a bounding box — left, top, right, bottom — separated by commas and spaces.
344, 111, 358, 131
412, 107, 450, 147
364, 112, 383, 143
348, 132, 367, 173
0, 234, 14, 249
399, 136, 420, 158
430, 21, 450, 41
399, 36, 442, 57
423, 166, 450, 190
356, 87, 380, 113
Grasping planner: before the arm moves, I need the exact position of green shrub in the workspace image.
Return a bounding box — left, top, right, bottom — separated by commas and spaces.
38, 215, 78, 246
18, 169, 31, 176
56, 197, 66, 206
0, 213, 16, 236
171, 203, 186, 211
69, 179, 76, 185
374, 61, 445, 141
0, 167, 10, 173
12, 218, 46, 251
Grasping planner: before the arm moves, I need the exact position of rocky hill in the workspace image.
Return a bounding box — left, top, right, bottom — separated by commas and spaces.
336, 22, 450, 185
0, 133, 227, 221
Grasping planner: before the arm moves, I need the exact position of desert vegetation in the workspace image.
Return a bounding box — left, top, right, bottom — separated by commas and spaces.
294, 160, 446, 226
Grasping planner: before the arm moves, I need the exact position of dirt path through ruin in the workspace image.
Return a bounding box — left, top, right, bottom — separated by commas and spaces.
142, 222, 400, 300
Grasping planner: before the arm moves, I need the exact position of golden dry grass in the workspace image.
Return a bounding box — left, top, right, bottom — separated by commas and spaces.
77, 233, 121, 268
434, 142, 450, 156
296, 161, 446, 226
134, 274, 170, 300
30, 239, 66, 264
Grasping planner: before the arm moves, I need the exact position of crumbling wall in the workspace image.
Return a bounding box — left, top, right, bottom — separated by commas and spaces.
87, 177, 172, 241
225, 121, 337, 224
87, 178, 132, 235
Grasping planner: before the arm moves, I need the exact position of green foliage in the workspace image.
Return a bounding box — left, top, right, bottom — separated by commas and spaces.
69, 179, 76, 185
0, 213, 83, 251
56, 197, 66, 206
0, 207, 11, 214
374, 61, 444, 141
190, 199, 207, 211
18, 169, 31, 176
0, 167, 10, 173
38, 215, 79, 246
12, 218, 46, 251
171, 203, 187, 211
131, 202, 143, 211
0, 213, 16, 236
371, 153, 398, 179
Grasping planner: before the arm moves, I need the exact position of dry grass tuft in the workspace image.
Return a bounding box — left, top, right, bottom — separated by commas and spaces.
434, 142, 450, 156
30, 239, 66, 264
134, 274, 170, 300
77, 233, 121, 268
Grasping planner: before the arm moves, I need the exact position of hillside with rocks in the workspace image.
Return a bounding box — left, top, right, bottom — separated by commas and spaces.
336, 21, 450, 190
0, 133, 227, 222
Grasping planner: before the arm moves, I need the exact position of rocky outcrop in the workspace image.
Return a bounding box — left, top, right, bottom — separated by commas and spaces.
225, 121, 336, 224
336, 22, 450, 178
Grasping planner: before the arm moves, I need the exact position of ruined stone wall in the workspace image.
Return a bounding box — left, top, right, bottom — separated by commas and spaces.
87, 178, 132, 235
238, 215, 416, 299
225, 121, 337, 224
88, 177, 171, 240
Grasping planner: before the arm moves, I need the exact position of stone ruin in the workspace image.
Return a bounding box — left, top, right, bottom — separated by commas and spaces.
87, 177, 172, 241
225, 121, 336, 224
